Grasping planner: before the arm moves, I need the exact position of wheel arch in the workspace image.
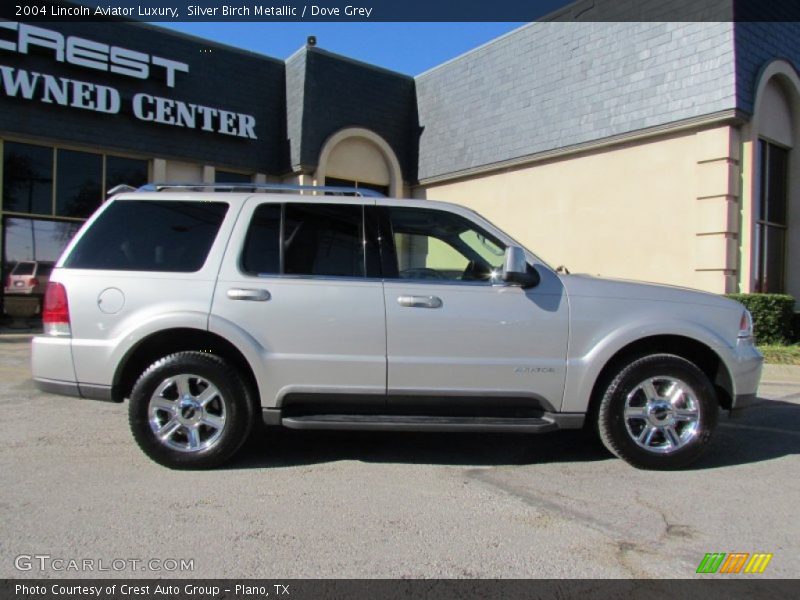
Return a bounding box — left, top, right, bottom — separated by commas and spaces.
584, 334, 734, 428
112, 328, 259, 408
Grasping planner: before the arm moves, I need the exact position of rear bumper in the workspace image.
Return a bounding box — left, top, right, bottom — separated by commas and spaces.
32, 336, 116, 402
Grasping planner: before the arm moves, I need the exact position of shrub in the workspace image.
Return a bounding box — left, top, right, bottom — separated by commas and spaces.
725, 293, 796, 345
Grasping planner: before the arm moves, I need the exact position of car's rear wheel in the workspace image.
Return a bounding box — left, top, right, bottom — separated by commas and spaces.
129, 352, 254, 469
597, 353, 718, 469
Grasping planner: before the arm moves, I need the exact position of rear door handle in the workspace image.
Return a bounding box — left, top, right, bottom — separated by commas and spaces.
397, 295, 443, 309
227, 288, 271, 301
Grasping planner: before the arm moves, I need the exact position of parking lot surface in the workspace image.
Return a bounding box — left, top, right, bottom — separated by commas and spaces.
1, 335, 798, 579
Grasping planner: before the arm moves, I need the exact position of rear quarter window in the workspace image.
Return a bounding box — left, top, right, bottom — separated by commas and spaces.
64, 200, 228, 272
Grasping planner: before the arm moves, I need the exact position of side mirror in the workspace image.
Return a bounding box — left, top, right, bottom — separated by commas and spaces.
501, 246, 540, 289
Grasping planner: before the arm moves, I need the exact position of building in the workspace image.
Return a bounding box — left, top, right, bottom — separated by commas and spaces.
1, 2, 799, 321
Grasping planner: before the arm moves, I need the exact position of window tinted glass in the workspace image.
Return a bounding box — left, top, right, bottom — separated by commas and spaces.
4, 218, 81, 265
389, 207, 506, 282
11, 262, 35, 276
3, 142, 53, 215
284, 204, 364, 277
325, 176, 389, 197
216, 170, 252, 184
64, 201, 228, 272
242, 204, 281, 275
106, 156, 149, 193
755, 140, 789, 293
37, 263, 54, 276
56, 149, 102, 218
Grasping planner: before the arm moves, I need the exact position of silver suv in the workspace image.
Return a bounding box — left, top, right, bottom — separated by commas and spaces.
31, 184, 763, 470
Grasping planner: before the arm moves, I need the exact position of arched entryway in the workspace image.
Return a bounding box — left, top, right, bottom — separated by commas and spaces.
315, 128, 403, 197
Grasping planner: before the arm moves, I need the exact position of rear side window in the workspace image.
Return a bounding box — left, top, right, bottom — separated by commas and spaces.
284, 204, 363, 277
241, 203, 365, 278
241, 204, 281, 275
64, 200, 228, 272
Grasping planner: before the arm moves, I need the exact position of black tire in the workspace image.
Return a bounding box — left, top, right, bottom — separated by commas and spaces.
129, 352, 254, 469
597, 353, 718, 470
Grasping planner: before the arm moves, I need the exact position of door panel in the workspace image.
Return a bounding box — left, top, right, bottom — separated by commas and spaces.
380, 205, 569, 411
212, 197, 386, 407
384, 279, 568, 408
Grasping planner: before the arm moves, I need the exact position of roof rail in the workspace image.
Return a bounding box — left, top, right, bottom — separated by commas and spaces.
136, 182, 385, 197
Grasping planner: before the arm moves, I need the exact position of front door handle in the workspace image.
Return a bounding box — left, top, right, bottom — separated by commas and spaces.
397, 295, 443, 309
227, 288, 271, 301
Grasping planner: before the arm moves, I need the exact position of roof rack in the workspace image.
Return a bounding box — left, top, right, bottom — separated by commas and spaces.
136, 182, 385, 197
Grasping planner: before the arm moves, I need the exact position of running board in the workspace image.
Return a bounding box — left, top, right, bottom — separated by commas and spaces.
280, 414, 562, 433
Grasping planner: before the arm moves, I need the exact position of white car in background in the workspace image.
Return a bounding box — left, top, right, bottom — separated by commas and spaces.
5, 261, 53, 296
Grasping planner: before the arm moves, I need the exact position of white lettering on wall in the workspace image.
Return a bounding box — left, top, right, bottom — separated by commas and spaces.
0, 22, 188, 88
0, 22, 260, 140
132, 92, 256, 138
0, 65, 120, 114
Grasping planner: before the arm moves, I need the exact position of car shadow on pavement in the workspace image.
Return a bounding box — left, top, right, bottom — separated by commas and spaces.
226, 397, 800, 470
693, 397, 800, 470
230, 427, 613, 469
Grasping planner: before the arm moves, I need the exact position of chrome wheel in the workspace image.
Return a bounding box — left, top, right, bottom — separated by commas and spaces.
147, 374, 226, 453
623, 376, 701, 454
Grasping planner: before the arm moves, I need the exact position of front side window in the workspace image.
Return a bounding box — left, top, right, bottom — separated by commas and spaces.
64, 200, 228, 272
388, 207, 506, 282
754, 140, 789, 293
241, 203, 366, 278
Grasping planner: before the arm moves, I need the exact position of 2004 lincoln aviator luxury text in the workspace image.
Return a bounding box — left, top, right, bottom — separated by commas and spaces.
31, 183, 763, 469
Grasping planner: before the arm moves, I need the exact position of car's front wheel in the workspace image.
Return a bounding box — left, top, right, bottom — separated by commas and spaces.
597, 353, 718, 470
129, 352, 254, 469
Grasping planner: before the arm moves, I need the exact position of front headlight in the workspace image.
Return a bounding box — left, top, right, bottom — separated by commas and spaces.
738, 309, 754, 339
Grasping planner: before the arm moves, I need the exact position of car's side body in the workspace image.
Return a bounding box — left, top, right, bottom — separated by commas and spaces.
30, 187, 763, 469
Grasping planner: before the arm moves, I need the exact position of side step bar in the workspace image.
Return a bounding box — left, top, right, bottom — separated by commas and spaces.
280, 414, 568, 433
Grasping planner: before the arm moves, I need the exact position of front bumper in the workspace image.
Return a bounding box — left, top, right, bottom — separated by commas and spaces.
728, 337, 763, 414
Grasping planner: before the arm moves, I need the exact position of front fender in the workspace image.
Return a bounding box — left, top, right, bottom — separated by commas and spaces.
561, 319, 736, 413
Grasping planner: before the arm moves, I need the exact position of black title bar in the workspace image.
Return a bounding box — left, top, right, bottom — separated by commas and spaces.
4, 579, 800, 600
3, 0, 800, 22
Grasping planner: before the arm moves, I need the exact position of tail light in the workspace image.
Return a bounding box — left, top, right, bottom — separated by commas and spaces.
42, 282, 71, 337
28, 277, 39, 288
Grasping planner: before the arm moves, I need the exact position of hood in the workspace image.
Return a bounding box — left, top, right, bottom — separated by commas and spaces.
559, 274, 743, 311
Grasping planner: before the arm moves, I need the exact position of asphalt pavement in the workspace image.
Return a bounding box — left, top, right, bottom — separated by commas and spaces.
0, 335, 798, 579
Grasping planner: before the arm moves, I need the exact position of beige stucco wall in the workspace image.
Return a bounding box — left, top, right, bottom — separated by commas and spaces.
325, 137, 391, 185
416, 125, 742, 294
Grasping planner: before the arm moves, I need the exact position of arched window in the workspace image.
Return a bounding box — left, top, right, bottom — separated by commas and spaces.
749, 62, 800, 296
